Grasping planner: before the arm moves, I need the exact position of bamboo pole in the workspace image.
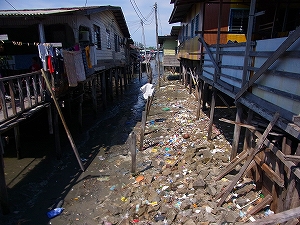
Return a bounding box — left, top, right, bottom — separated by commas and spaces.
130, 132, 137, 173
41, 69, 85, 171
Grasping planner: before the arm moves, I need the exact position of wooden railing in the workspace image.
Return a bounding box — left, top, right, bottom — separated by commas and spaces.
0, 71, 47, 123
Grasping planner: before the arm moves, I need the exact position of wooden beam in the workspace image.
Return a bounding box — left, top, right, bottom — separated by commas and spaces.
284, 155, 300, 162
254, 155, 284, 187
216, 150, 248, 180
247, 194, 273, 215
244, 206, 300, 225
285, 218, 299, 225
198, 36, 219, 73
253, 131, 300, 180
235, 26, 300, 100
216, 112, 279, 206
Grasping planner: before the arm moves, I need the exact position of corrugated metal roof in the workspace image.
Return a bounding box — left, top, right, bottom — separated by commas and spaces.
0, 6, 130, 37
0, 6, 99, 16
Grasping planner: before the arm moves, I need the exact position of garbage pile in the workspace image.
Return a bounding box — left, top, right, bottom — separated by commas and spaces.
53, 79, 272, 225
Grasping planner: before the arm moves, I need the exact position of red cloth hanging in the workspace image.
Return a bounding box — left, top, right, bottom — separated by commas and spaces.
47, 56, 55, 73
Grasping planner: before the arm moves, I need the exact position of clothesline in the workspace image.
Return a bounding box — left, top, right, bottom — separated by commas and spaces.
1, 40, 62, 47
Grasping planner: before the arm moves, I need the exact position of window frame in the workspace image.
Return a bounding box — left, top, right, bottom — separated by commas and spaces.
93, 24, 101, 49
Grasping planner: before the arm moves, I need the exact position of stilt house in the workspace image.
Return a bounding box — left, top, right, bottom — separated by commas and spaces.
169, 0, 300, 221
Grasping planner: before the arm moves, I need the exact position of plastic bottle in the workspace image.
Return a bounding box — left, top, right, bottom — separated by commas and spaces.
47, 207, 64, 219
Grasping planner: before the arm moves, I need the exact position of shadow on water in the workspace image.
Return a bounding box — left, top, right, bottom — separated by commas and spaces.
0, 61, 158, 224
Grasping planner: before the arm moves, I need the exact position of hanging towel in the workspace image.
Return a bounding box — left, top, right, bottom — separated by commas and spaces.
62, 50, 86, 87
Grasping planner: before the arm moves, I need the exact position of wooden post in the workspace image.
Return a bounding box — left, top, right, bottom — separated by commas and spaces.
114, 69, 119, 97
139, 62, 142, 81
47, 104, 53, 135
180, 61, 183, 83
109, 69, 113, 101
189, 72, 192, 94
91, 77, 97, 116
14, 125, 21, 159
139, 111, 147, 151
184, 67, 188, 88
202, 83, 209, 111
78, 94, 83, 132
231, 102, 244, 160
0, 139, 10, 215
123, 68, 127, 90
101, 71, 107, 109
130, 132, 137, 174
243, 109, 254, 152
119, 69, 123, 95
207, 89, 216, 140
196, 81, 202, 120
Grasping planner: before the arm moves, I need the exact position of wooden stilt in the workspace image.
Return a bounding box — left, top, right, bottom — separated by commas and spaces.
184, 63, 187, 86
0, 151, 9, 215
202, 83, 209, 110
130, 132, 137, 174
101, 71, 107, 109
47, 104, 53, 135
109, 69, 113, 101
139, 111, 147, 151
91, 77, 97, 116
231, 102, 243, 160
243, 109, 254, 152
123, 68, 127, 90
196, 81, 203, 120
189, 72, 192, 94
14, 125, 21, 159
78, 93, 83, 132
139, 62, 142, 81
119, 69, 123, 95
115, 70, 119, 97
207, 89, 216, 140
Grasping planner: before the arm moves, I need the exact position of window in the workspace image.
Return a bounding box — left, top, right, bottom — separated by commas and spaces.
191, 19, 195, 38
228, 9, 249, 33
93, 25, 101, 49
195, 14, 199, 34
181, 24, 185, 42
185, 23, 189, 39
106, 28, 111, 49
114, 34, 120, 52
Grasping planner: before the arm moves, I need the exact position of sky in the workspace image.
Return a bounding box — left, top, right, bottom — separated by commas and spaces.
0, 0, 179, 47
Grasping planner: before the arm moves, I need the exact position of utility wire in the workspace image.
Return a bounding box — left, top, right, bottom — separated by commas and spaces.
132, 0, 149, 22
129, 0, 154, 25
130, 0, 144, 21
4, 0, 21, 14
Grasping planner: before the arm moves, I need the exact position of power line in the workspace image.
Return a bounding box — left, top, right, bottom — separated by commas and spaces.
132, 0, 148, 22
129, 0, 154, 25
129, 0, 144, 21
4, 0, 21, 14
